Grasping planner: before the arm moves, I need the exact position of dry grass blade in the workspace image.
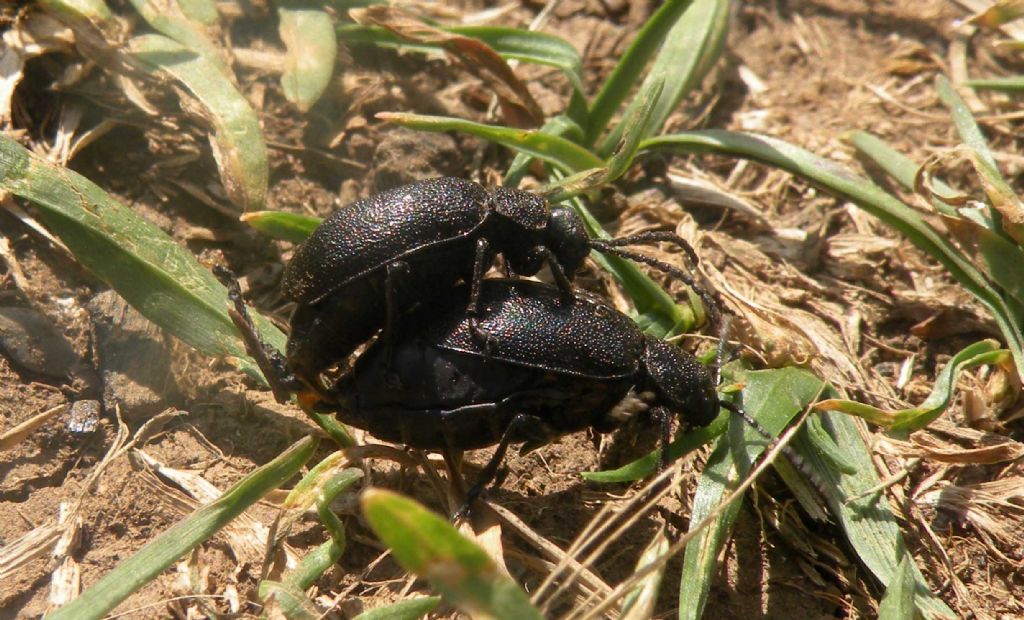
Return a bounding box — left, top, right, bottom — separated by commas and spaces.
533, 465, 679, 614
486, 501, 613, 600
0, 404, 66, 451
570, 408, 814, 620
353, 6, 544, 127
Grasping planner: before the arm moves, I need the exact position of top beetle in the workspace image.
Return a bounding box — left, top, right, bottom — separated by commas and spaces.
282, 177, 715, 390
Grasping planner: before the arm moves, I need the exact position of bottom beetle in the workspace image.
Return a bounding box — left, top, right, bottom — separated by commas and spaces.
223, 274, 721, 507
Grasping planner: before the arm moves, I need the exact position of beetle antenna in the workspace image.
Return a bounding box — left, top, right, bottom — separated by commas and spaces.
588, 241, 721, 329
599, 231, 701, 267
713, 315, 732, 386
719, 400, 833, 502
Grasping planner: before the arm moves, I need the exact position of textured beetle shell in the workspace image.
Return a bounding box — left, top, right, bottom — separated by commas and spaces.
642, 338, 719, 428
420, 279, 645, 379
284, 178, 489, 305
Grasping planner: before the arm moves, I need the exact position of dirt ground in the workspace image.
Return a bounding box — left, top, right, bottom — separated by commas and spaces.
2, 0, 1022, 618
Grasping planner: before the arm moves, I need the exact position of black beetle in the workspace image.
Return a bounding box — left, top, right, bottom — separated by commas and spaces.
279, 177, 718, 392
221, 275, 721, 505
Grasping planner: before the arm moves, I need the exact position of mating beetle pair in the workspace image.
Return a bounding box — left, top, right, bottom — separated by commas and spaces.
224, 177, 724, 504
279, 177, 719, 395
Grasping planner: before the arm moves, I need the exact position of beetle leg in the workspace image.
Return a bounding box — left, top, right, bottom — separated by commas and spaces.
455, 413, 539, 519
440, 446, 469, 515
467, 238, 501, 355
213, 266, 304, 404
650, 406, 672, 471
381, 260, 413, 379
539, 246, 575, 297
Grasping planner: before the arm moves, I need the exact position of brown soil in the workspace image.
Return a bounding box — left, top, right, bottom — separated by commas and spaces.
2, 0, 1022, 618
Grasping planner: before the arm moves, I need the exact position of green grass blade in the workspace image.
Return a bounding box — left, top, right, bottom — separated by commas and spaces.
177, 0, 218, 24
278, 7, 338, 112
131, 34, 269, 212
49, 436, 318, 620
339, 25, 584, 95
352, 597, 442, 620
967, 76, 1024, 92
936, 75, 1024, 243
126, 0, 226, 69
641, 129, 1024, 381
846, 131, 1024, 312
937, 75, 999, 173
242, 210, 321, 243
259, 580, 320, 620
878, 556, 916, 620
0, 135, 284, 380
597, 0, 729, 157
817, 340, 1008, 432
679, 367, 825, 620
945, 216, 1024, 309
583, 413, 728, 483
39, 0, 114, 24
584, 0, 693, 143
377, 112, 603, 172
503, 115, 585, 187
844, 130, 959, 215
361, 489, 544, 620
603, 81, 664, 183
812, 411, 954, 619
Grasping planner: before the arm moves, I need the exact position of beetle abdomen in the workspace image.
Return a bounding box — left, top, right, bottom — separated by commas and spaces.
284, 178, 488, 304
424, 280, 645, 379
342, 337, 631, 450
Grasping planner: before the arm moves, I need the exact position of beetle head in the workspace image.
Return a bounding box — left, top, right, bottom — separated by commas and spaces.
545, 206, 590, 276
641, 337, 719, 429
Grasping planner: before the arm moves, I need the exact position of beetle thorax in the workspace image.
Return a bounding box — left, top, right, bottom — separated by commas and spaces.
640, 337, 720, 429
485, 187, 551, 275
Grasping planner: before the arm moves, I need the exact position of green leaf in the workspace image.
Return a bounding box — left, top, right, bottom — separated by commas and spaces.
0, 135, 284, 381
584, 0, 693, 142
242, 210, 321, 243
339, 25, 584, 95
352, 597, 442, 620
816, 339, 1008, 432
377, 112, 603, 172
278, 7, 338, 112
131, 34, 269, 212
679, 367, 825, 620
641, 129, 1024, 381
597, 0, 729, 156
361, 489, 543, 620
49, 436, 318, 620
878, 556, 917, 620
